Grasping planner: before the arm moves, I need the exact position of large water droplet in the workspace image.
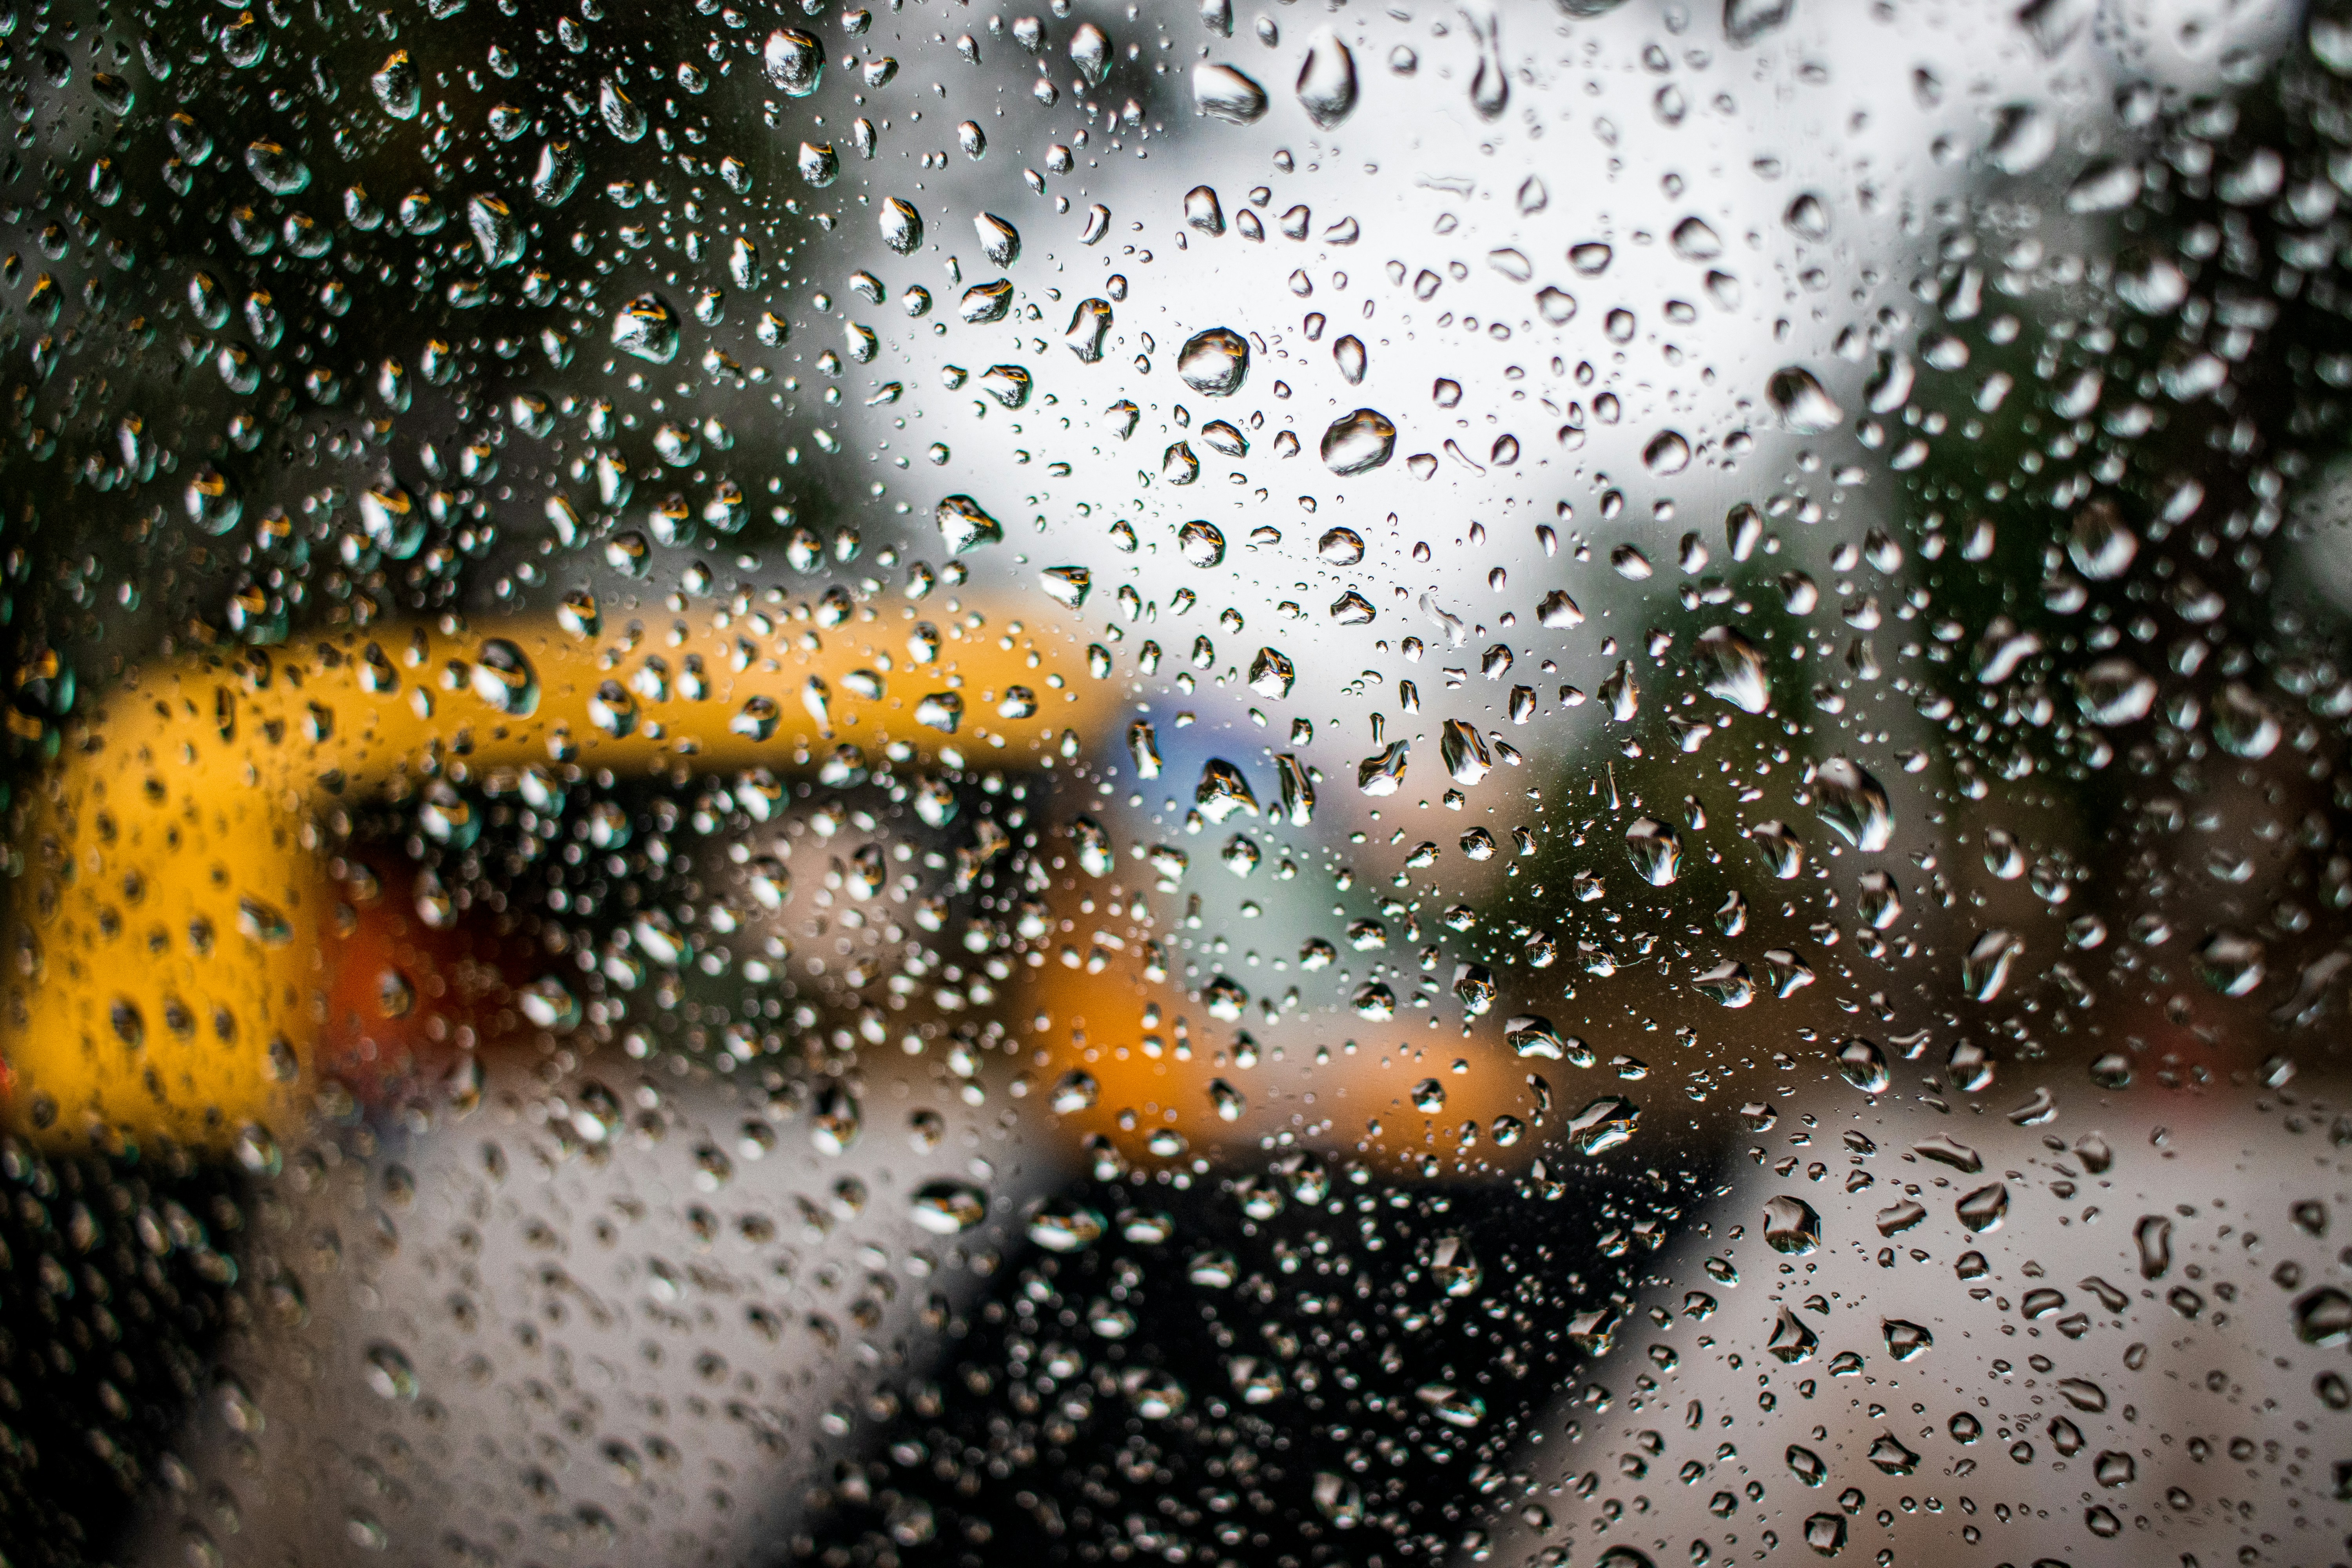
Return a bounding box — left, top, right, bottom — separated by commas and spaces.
2066, 499, 2138, 581
363, 1342, 419, 1401
244, 138, 309, 195
1724, 0, 1794, 45
466, 192, 523, 268
1356, 739, 1410, 795
763, 28, 825, 95
1051, 1070, 1099, 1114
532, 140, 584, 207
1767, 1307, 1817, 1363
1767, 365, 1843, 433
1568, 1095, 1640, 1154
610, 292, 681, 363
1194, 62, 1270, 122
1955, 1181, 2009, 1233
1439, 719, 1492, 786
1749, 821, 1804, 879
2114, 248, 2190, 313
1812, 755, 1891, 851
1466, 9, 1507, 117
1027, 1201, 1107, 1252
1069, 21, 1113, 85
1320, 408, 1396, 474
359, 483, 424, 559
935, 494, 1004, 553
1178, 519, 1227, 566
185, 465, 243, 535
974, 211, 1022, 267
1642, 429, 1691, 474
1296, 27, 1358, 126
2196, 929, 2265, 996
1836, 1036, 1889, 1094
2292, 1286, 2351, 1347
878, 196, 924, 254
2211, 681, 2279, 758
371, 51, 420, 118
470, 638, 538, 716
1537, 590, 1584, 628
1624, 817, 1682, 886
597, 76, 646, 142
1883, 1318, 1933, 1360
1248, 646, 1294, 697
811, 1083, 862, 1154
1696, 624, 1771, 713
1178, 327, 1250, 395
1986, 102, 2056, 174
2065, 157, 2143, 214
909, 1179, 989, 1234
1762, 1193, 1822, 1254
1960, 928, 2018, 1000
1065, 297, 1113, 362
1195, 758, 1261, 822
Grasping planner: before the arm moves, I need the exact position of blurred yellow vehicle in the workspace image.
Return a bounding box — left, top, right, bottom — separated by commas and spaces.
2, 601, 1543, 1169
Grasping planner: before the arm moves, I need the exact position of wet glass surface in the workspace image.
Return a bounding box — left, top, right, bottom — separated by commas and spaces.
0, 0, 2348, 1565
